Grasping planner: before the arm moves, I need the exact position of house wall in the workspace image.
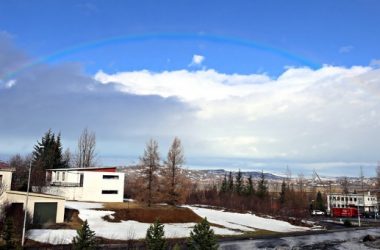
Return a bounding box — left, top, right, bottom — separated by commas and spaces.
4, 191, 65, 223
0, 171, 12, 192
44, 171, 125, 202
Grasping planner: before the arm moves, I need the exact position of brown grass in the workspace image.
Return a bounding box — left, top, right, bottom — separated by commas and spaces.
46, 208, 83, 230
100, 202, 203, 223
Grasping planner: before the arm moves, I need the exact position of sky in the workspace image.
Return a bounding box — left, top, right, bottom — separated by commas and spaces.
0, 0, 380, 176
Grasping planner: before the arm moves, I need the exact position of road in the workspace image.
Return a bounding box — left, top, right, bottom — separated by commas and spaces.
219, 227, 380, 249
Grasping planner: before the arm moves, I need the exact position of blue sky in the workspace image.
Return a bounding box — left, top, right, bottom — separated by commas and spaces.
1, 0, 380, 176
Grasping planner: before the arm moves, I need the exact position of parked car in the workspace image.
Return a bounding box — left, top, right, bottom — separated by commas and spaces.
312, 210, 325, 216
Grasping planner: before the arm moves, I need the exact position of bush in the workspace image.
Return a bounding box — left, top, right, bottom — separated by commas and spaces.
145, 220, 166, 250
187, 217, 218, 250
72, 220, 97, 250
344, 219, 352, 227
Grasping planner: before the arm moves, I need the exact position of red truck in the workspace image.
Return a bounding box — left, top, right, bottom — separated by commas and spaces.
331, 207, 358, 217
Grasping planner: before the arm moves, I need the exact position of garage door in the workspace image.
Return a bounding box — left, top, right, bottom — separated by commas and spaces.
33, 202, 57, 225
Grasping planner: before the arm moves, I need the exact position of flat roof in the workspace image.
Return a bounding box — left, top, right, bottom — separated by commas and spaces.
46, 167, 117, 171
6, 191, 66, 200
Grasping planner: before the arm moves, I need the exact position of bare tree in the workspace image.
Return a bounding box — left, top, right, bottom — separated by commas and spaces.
139, 139, 160, 207
341, 177, 349, 194
377, 161, 380, 189
297, 172, 305, 193
285, 166, 292, 187
9, 154, 31, 191
162, 137, 186, 205
359, 166, 364, 191
75, 128, 96, 168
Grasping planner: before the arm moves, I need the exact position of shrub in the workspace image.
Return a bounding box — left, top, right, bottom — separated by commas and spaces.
72, 220, 97, 250
145, 220, 166, 250
188, 217, 218, 250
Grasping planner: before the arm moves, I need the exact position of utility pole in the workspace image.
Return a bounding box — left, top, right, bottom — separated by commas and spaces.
21, 161, 32, 247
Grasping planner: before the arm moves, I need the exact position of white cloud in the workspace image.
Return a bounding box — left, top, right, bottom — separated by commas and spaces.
339, 45, 354, 53
95, 66, 380, 161
370, 59, 380, 68
189, 54, 205, 67
5, 79, 16, 88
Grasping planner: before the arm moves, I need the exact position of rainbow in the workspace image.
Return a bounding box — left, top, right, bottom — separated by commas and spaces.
1, 32, 321, 81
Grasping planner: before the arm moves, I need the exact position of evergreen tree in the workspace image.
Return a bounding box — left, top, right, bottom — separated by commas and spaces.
279, 179, 287, 205
245, 175, 254, 196
257, 171, 268, 199
188, 218, 218, 250
235, 169, 243, 194
315, 191, 325, 211
32, 130, 68, 170
72, 220, 97, 250
3, 218, 15, 249
220, 174, 227, 193
227, 171, 234, 192
145, 220, 166, 250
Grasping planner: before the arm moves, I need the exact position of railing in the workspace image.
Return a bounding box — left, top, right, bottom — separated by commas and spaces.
49, 181, 82, 187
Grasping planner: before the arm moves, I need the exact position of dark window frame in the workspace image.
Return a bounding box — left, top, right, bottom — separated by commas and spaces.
102, 175, 119, 179
102, 190, 118, 194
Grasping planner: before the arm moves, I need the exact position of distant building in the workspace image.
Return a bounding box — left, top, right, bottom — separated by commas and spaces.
41, 167, 125, 202
327, 192, 378, 214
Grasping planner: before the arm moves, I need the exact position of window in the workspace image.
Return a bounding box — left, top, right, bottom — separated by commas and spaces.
62, 172, 65, 181
349, 197, 352, 201
57, 172, 60, 181
102, 190, 118, 194
354, 198, 357, 202
103, 175, 119, 179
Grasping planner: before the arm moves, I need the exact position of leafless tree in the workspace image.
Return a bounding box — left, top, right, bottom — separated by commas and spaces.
297, 172, 305, 193
139, 139, 160, 207
359, 166, 364, 191
9, 154, 31, 191
162, 137, 187, 205
285, 166, 292, 186
340, 177, 349, 194
75, 128, 96, 168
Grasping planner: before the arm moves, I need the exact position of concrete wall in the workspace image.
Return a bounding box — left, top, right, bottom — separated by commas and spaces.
44, 171, 125, 202
0, 170, 13, 192
3, 191, 65, 223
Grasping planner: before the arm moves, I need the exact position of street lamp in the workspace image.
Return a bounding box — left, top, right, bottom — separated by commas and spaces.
21, 161, 32, 247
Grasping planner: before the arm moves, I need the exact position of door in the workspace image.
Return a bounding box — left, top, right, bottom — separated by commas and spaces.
33, 202, 57, 225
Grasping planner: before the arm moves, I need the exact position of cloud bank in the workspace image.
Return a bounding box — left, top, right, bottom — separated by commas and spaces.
1, 33, 380, 175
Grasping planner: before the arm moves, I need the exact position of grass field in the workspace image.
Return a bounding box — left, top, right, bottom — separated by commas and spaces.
101, 202, 203, 223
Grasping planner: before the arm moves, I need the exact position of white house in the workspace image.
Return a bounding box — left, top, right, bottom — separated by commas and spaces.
41, 167, 125, 202
0, 170, 65, 225
0, 169, 13, 192
327, 192, 378, 214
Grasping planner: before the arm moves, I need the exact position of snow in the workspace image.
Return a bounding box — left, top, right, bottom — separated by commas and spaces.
184, 206, 309, 233
65, 201, 104, 210
28, 230, 77, 245
28, 202, 307, 244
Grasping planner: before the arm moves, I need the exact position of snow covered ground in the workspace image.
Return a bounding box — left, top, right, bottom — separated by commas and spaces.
28, 202, 308, 245
185, 205, 308, 233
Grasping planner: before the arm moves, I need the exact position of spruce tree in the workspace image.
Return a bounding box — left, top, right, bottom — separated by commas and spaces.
257, 171, 268, 199
188, 218, 218, 250
145, 220, 166, 250
227, 171, 234, 192
279, 179, 287, 205
72, 220, 97, 250
315, 191, 325, 211
220, 174, 227, 193
235, 169, 243, 195
245, 175, 254, 196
